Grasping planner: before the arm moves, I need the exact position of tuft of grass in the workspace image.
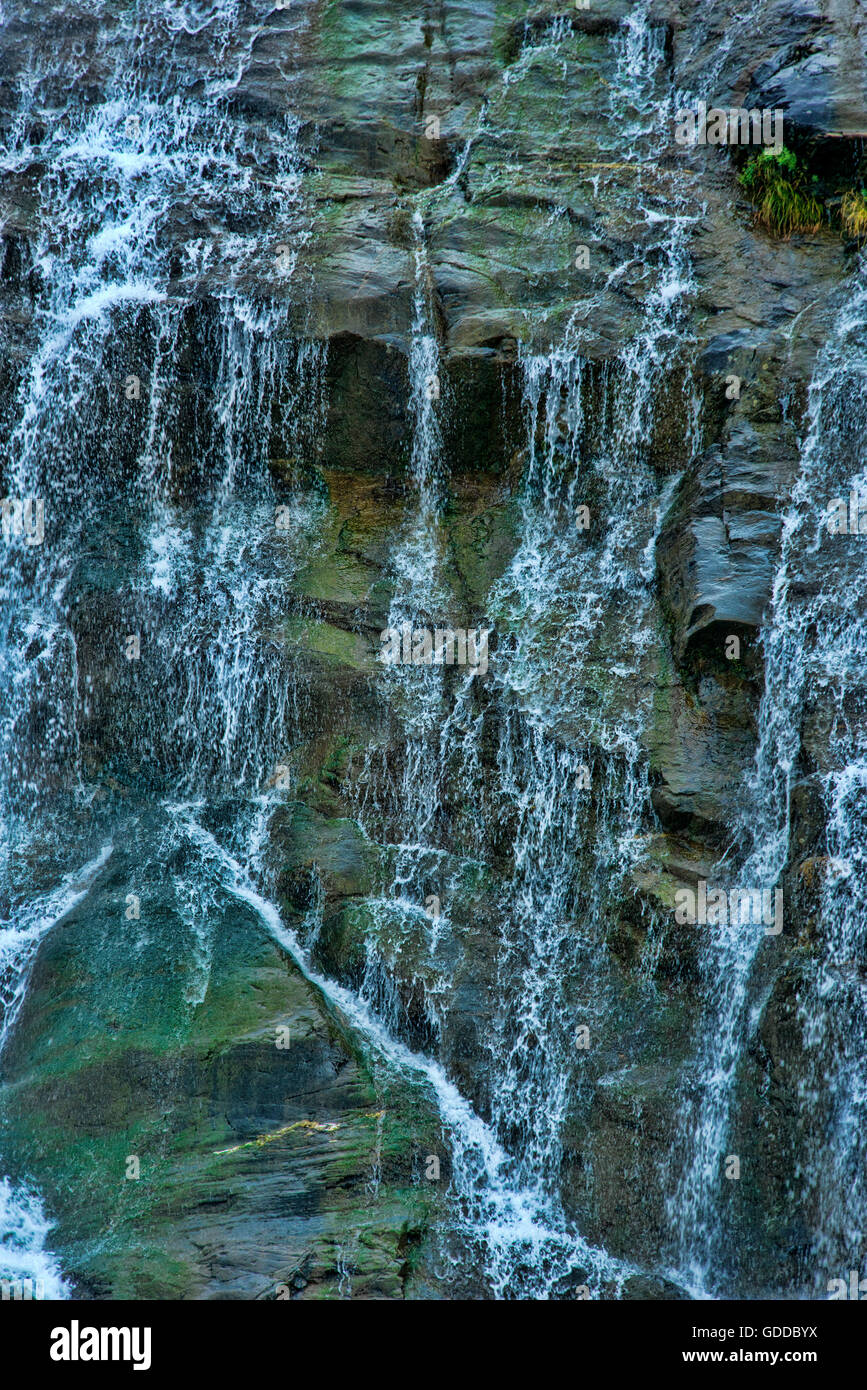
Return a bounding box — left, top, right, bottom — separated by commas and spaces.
841, 189, 867, 239
738, 147, 823, 237
757, 180, 823, 237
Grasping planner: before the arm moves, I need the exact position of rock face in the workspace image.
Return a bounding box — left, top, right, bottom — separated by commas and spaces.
0, 0, 865, 1300
667, 0, 867, 138
1, 819, 439, 1299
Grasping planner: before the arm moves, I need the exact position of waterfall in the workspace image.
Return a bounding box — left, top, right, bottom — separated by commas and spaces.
0, 1177, 69, 1300
317, 1, 703, 1298
0, 842, 112, 1296
1, 0, 860, 1305
671, 262, 867, 1297
0, 0, 321, 1290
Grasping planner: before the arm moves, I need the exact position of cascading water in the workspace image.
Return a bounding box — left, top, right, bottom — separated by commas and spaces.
1, 0, 702, 1302
0, 842, 112, 1294
783, 269, 867, 1293
0, 0, 322, 1291
2, 0, 859, 1307
669, 262, 867, 1298
312, 2, 703, 1298
467, 2, 701, 1299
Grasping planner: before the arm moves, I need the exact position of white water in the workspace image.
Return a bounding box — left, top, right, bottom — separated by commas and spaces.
0, 0, 858, 1303
0, 0, 319, 1294
174, 798, 635, 1298
336, 2, 702, 1298
666, 257, 867, 1299
0, 841, 113, 1296
0, 1177, 69, 1299
730, 265, 867, 1295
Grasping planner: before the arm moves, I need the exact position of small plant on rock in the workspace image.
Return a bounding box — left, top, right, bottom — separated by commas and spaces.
841, 189, 867, 240
739, 147, 823, 237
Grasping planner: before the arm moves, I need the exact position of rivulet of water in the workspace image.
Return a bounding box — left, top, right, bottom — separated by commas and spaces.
669, 264, 867, 1297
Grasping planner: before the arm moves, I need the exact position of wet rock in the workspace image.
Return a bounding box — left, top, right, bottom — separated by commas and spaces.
0, 812, 440, 1299
1, 0, 864, 1302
